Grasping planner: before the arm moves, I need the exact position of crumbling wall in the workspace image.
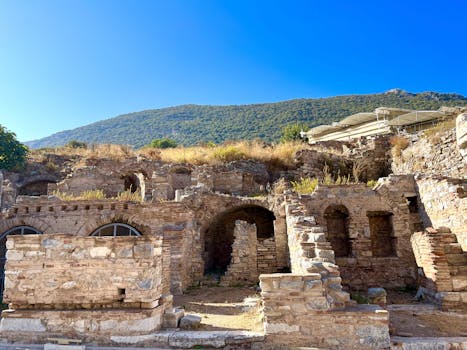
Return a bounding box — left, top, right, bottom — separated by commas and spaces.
416, 176, 467, 250
296, 135, 391, 182
297, 178, 418, 290
393, 128, 466, 178
260, 196, 389, 349
260, 274, 389, 350
221, 221, 258, 285
411, 228, 467, 311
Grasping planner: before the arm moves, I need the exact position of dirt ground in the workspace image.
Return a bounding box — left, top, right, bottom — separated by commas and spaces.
173, 286, 263, 332
175, 286, 467, 337
386, 290, 467, 337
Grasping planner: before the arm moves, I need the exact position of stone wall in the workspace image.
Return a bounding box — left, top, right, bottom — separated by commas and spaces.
0, 234, 170, 340
260, 274, 390, 350
0, 198, 196, 294
221, 221, 258, 285
411, 228, 467, 311
296, 135, 392, 182
296, 177, 418, 290
4, 234, 166, 309
393, 128, 466, 178
415, 176, 467, 250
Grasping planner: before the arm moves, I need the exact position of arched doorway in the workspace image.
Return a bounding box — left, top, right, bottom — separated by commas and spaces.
203, 205, 277, 283
0, 226, 43, 300
324, 205, 351, 257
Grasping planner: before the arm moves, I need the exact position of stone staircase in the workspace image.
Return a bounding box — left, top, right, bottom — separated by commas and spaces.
285, 197, 352, 309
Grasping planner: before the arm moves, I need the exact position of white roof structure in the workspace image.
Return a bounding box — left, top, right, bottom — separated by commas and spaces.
303, 106, 457, 142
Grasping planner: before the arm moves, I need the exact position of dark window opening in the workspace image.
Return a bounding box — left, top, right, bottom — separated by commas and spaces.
324, 205, 351, 257
18, 181, 54, 196
406, 196, 419, 213
123, 174, 139, 193
367, 211, 396, 257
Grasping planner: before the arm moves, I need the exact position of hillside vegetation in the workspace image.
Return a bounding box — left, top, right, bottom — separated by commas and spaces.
26, 90, 467, 148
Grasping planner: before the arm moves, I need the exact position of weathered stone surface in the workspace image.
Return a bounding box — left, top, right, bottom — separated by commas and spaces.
179, 314, 202, 329
44, 345, 85, 350
168, 330, 228, 348
162, 307, 185, 328
0, 317, 46, 332
367, 287, 387, 305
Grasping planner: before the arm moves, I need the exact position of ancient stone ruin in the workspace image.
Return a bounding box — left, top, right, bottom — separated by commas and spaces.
0, 111, 465, 349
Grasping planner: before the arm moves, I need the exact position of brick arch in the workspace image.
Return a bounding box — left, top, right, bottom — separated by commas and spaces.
76, 212, 152, 237
0, 217, 51, 236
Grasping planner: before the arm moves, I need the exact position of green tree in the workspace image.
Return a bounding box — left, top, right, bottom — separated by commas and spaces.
0, 125, 28, 170
66, 140, 87, 149
149, 137, 178, 149
280, 123, 309, 142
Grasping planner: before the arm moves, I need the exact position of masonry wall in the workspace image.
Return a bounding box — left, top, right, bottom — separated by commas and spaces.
411, 228, 467, 311
0, 198, 196, 294
392, 128, 466, 179
4, 234, 166, 309
260, 274, 390, 350
297, 178, 418, 290
416, 176, 467, 250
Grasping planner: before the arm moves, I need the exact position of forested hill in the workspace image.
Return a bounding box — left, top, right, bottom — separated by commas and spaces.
26, 90, 467, 148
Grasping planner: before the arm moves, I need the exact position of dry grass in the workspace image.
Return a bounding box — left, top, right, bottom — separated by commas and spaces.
32, 144, 136, 161
52, 188, 143, 202
291, 177, 319, 194
115, 189, 142, 202
52, 189, 106, 201
422, 118, 456, 143
390, 135, 410, 159
31, 141, 307, 169
155, 140, 306, 167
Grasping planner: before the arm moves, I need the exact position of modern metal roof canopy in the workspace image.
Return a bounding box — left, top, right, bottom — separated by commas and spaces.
338, 112, 377, 126
303, 106, 457, 142
387, 111, 445, 126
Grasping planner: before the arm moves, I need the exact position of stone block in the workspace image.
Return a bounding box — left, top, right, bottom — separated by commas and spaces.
265, 322, 299, 334
163, 307, 185, 328
44, 345, 85, 350
179, 314, 202, 329
0, 317, 46, 332
168, 330, 227, 348
367, 287, 387, 305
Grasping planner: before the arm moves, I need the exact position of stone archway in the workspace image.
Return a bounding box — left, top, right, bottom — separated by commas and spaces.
203, 205, 278, 284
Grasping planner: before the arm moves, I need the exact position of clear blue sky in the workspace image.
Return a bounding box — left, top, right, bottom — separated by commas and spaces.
1, 0, 466, 142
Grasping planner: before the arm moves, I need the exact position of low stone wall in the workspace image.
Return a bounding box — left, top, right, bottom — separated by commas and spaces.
1, 234, 171, 340
260, 273, 390, 350
4, 234, 166, 309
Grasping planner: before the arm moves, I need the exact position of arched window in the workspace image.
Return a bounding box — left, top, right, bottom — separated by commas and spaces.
324, 205, 351, 257
1, 226, 43, 239
90, 223, 142, 237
